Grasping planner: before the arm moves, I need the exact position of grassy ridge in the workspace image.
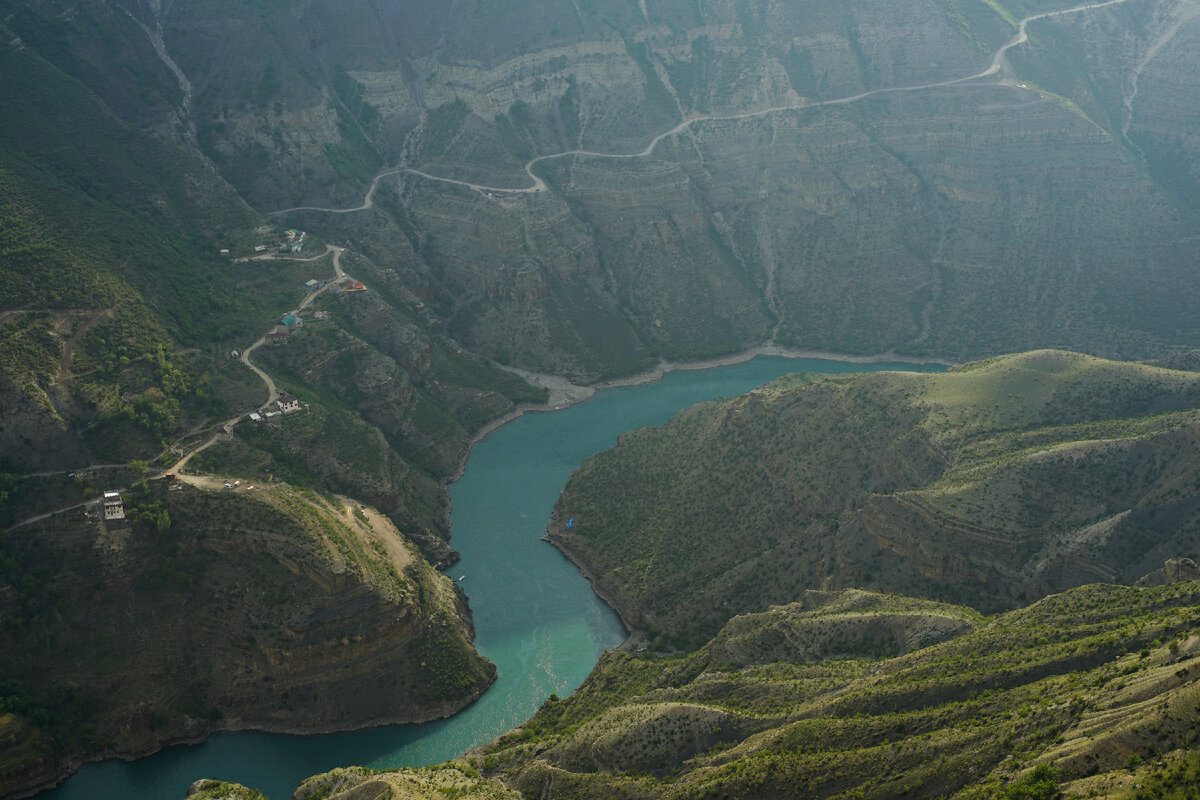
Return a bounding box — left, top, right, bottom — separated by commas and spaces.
553, 351, 1200, 645
471, 582, 1200, 800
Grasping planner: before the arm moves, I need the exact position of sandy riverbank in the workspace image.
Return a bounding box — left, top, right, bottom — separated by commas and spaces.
447, 345, 953, 485
593, 344, 955, 391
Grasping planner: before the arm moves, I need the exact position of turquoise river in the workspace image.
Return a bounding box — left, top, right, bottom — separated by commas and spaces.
39, 356, 940, 800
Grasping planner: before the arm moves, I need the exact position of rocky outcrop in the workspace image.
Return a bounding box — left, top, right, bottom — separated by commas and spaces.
1137, 557, 1200, 586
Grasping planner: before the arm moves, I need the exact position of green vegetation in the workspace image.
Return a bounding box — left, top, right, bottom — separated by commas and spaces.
7, 0, 1200, 796
0, 14, 329, 470
185, 779, 268, 800
553, 351, 1200, 644
0, 481, 492, 797
193, 287, 546, 562
293, 764, 520, 800
1113, 751, 1200, 800
1000, 764, 1060, 800
469, 582, 1200, 800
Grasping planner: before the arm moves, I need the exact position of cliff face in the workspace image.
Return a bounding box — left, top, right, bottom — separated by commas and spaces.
0, 481, 494, 799
14, 0, 1200, 380
98, 0, 1199, 378
552, 350, 1200, 644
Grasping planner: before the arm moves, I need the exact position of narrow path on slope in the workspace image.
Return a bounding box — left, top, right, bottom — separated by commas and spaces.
7, 249, 354, 530
267, 171, 408, 216
169, 245, 347, 473
979, 0, 1135, 79
269, 0, 1134, 208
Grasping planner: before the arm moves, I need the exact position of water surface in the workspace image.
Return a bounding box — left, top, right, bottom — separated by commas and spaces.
40, 356, 940, 799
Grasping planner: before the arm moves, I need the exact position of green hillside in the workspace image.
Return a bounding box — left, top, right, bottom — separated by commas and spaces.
0, 480, 494, 798
470, 582, 1200, 800
0, 14, 273, 471
0, 16, 545, 796
0, 15, 544, 559
553, 351, 1200, 646
257, 581, 1200, 800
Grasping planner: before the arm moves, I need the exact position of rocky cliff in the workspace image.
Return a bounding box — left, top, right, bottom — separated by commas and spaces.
51, 0, 1192, 379
13, 0, 1200, 380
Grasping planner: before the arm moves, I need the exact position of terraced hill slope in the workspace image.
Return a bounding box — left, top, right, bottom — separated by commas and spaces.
0, 480, 493, 798
473, 582, 1200, 800
552, 350, 1200, 645
236, 582, 1200, 800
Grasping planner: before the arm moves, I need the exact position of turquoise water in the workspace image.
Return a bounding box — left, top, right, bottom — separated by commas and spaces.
38, 356, 940, 800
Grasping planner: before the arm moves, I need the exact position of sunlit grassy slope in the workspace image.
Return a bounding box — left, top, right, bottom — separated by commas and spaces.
472, 582, 1200, 800
553, 350, 1200, 645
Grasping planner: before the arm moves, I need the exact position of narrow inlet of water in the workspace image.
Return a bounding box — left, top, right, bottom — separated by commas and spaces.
38, 356, 941, 800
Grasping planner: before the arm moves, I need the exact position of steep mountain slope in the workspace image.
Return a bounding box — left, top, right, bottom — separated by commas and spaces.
552, 350, 1200, 644
0, 11, 545, 558
190, 271, 546, 564
0, 481, 494, 799
44, 0, 1195, 379
0, 11, 265, 471
250, 582, 1200, 800
472, 582, 1200, 800
0, 13, 547, 797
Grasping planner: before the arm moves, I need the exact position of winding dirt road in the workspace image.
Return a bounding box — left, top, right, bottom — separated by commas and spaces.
269, 0, 1135, 208
168, 245, 348, 473
3, 247, 357, 531
268, 171, 407, 217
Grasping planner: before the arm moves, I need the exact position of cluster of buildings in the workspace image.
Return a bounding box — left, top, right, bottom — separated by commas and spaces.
219, 228, 306, 260
266, 310, 304, 345
281, 229, 305, 253
264, 280, 349, 345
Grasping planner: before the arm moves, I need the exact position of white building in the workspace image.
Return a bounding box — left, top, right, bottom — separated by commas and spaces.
276, 393, 301, 414
102, 490, 125, 521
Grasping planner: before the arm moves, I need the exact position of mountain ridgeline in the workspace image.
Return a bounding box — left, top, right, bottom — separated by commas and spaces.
552, 350, 1200, 646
